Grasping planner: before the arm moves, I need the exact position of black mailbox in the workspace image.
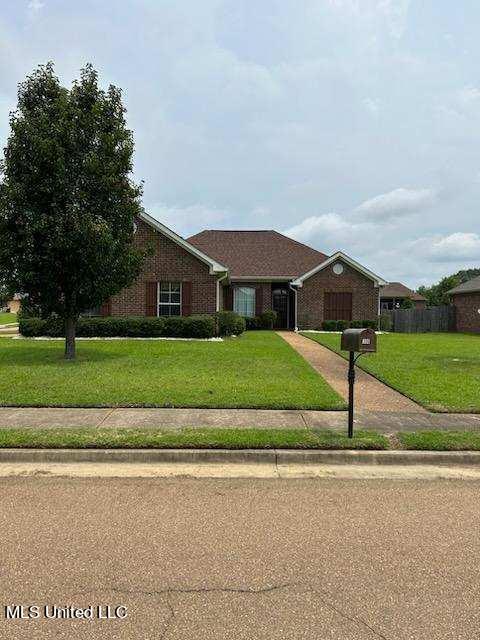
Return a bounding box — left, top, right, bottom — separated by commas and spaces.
341, 328, 377, 353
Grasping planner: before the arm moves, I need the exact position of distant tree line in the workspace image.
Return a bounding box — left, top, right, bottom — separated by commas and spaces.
417, 268, 480, 306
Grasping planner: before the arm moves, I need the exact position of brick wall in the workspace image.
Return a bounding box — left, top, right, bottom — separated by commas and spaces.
110, 218, 218, 316
453, 292, 480, 333
296, 260, 379, 329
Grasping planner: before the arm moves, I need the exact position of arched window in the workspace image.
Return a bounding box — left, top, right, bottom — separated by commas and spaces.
233, 287, 255, 317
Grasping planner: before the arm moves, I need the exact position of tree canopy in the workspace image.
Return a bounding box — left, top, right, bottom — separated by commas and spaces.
0, 63, 145, 358
417, 268, 480, 306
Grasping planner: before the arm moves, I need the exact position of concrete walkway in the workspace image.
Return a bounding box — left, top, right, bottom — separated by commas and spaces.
0, 406, 479, 433
278, 331, 427, 413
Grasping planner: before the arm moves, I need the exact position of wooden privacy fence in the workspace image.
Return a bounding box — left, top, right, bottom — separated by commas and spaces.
387, 305, 456, 333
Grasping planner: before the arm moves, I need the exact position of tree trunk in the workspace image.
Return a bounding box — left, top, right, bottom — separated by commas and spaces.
64, 316, 76, 360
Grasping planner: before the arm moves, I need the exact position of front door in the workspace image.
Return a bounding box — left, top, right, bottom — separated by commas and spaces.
272, 287, 289, 328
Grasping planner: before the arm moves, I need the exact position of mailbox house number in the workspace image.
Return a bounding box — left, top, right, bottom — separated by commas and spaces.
361, 338, 371, 345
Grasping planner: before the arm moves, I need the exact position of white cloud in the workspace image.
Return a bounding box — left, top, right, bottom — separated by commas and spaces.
285, 212, 377, 255
362, 97, 380, 115
426, 232, 480, 262
28, 0, 44, 12
286, 212, 350, 241
149, 203, 228, 237
458, 85, 480, 107
353, 187, 437, 221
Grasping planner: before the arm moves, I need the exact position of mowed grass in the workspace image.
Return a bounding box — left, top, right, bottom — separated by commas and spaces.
399, 430, 480, 451
301, 332, 480, 413
0, 313, 17, 325
0, 427, 387, 449
0, 332, 345, 409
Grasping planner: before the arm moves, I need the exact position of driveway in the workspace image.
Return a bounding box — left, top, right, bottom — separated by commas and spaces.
1, 476, 479, 639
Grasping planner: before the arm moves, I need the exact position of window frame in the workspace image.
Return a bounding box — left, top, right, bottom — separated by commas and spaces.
233, 286, 256, 318
81, 306, 102, 317
157, 281, 182, 317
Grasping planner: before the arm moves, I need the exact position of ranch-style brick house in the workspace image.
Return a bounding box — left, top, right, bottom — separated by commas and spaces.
448, 275, 480, 334
101, 211, 386, 330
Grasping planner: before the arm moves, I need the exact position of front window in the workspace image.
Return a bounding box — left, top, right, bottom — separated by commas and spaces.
158, 282, 181, 316
234, 287, 255, 317
81, 306, 101, 317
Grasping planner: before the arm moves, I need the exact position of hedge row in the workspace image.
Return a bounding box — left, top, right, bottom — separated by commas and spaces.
244, 311, 277, 330
20, 315, 217, 339
321, 319, 378, 331
215, 311, 246, 336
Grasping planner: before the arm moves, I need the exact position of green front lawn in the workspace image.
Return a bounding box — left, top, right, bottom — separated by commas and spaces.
301, 332, 480, 413
0, 312, 17, 325
0, 427, 388, 449
0, 332, 345, 409
399, 430, 480, 451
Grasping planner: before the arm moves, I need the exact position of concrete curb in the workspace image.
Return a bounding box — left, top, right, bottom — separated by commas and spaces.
1, 448, 480, 467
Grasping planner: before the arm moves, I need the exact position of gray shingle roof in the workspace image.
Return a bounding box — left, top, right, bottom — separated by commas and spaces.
448, 275, 480, 295
380, 282, 426, 301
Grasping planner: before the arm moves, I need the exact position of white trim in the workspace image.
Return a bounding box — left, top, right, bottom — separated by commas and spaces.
230, 275, 296, 282
157, 281, 182, 317
289, 284, 298, 331
138, 211, 228, 274
291, 251, 387, 288
216, 273, 229, 312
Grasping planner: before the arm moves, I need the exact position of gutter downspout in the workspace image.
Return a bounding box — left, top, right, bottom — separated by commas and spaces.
216, 273, 229, 312
377, 285, 381, 331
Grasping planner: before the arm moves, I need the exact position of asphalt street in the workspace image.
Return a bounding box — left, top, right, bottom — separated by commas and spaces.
1, 476, 479, 639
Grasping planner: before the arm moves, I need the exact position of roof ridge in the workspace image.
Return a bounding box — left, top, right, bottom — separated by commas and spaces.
193, 229, 276, 233
271, 230, 328, 257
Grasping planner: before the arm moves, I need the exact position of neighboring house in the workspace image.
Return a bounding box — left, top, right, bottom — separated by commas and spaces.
6, 294, 21, 314
380, 282, 426, 311
104, 211, 386, 330
448, 276, 480, 333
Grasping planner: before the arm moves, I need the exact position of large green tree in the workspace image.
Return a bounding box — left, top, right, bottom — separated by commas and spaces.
417, 268, 480, 306
0, 63, 145, 358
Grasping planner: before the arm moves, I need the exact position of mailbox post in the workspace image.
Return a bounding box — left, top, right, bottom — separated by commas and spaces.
340, 328, 377, 438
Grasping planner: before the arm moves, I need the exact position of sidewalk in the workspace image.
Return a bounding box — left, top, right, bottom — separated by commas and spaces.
0, 406, 479, 433
278, 331, 427, 413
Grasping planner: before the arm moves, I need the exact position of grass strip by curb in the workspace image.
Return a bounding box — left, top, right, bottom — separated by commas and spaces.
399, 431, 480, 451
0, 427, 388, 450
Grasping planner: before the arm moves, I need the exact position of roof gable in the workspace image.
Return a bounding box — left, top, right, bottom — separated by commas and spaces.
380, 282, 426, 301
139, 211, 227, 274
187, 229, 327, 278
291, 251, 387, 287
448, 275, 480, 295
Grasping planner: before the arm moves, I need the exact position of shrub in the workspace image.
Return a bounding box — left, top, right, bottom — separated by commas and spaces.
182, 315, 216, 339
335, 320, 349, 331
19, 317, 48, 337
162, 316, 186, 337
244, 316, 260, 330
258, 310, 277, 329
216, 311, 246, 336
321, 320, 338, 331
350, 319, 377, 329
19, 315, 216, 339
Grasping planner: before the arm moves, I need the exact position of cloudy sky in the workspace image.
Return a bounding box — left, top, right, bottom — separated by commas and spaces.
1, 0, 479, 287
